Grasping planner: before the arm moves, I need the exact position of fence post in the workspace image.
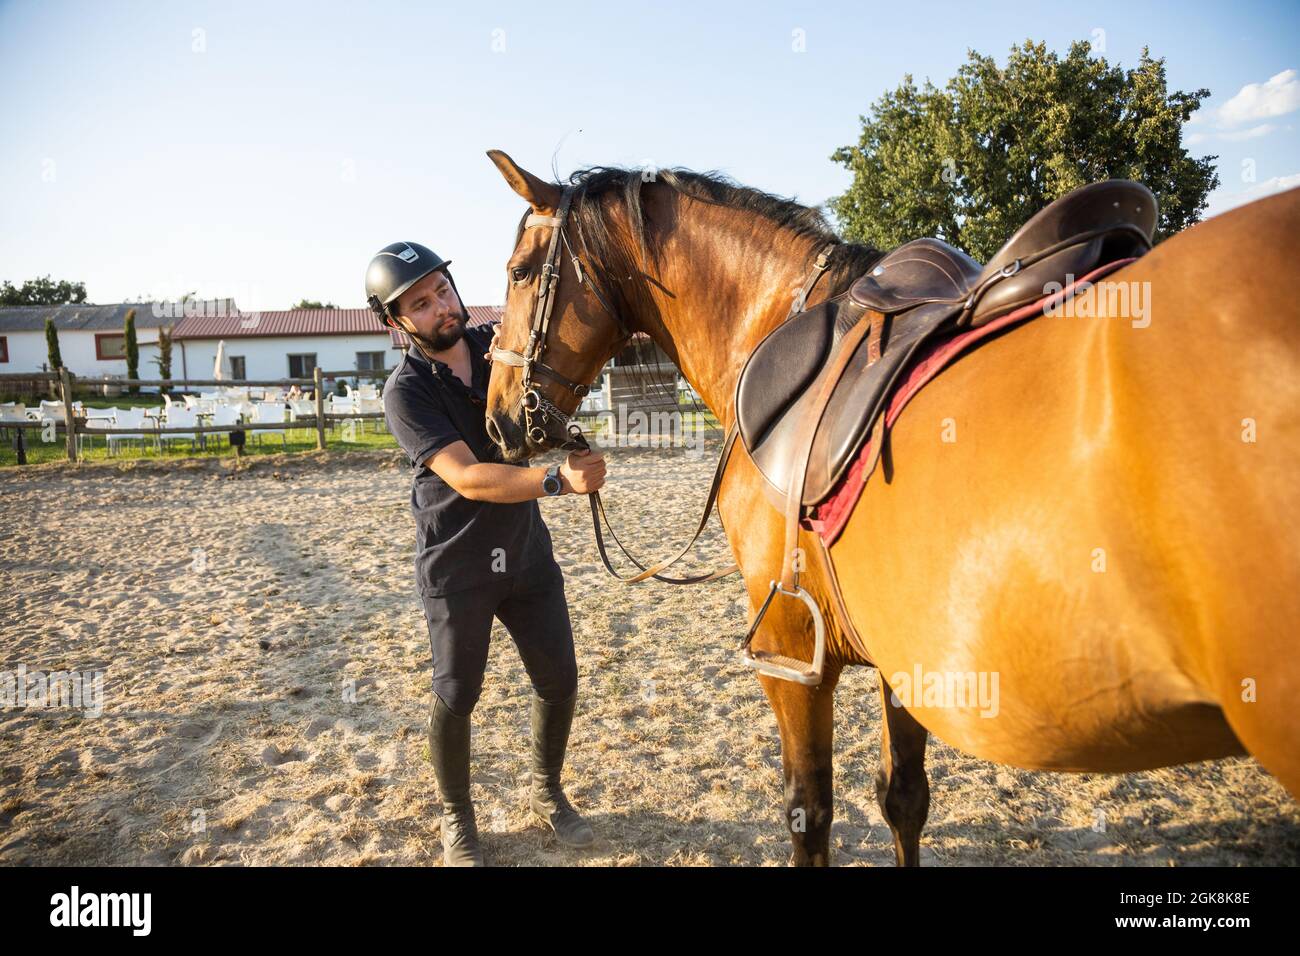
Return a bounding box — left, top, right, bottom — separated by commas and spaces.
313, 366, 325, 450
59, 367, 78, 461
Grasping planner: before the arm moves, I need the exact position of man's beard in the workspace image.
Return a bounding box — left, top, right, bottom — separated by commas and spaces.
422, 312, 468, 351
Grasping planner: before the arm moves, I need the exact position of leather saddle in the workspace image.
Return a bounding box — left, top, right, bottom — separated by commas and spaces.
736, 179, 1158, 508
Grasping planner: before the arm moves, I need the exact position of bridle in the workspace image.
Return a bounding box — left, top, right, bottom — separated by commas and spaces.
491, 180, 839, 586
490, 184, 633, 451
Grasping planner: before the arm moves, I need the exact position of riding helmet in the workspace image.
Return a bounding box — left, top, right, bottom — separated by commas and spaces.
365, 241, 454, 329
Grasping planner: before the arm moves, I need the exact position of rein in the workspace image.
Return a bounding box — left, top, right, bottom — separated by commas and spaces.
495, 183, 838, 585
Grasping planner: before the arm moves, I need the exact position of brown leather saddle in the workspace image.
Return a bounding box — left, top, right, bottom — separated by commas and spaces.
730, 179, 1157, 685
736, 179, 1158, 509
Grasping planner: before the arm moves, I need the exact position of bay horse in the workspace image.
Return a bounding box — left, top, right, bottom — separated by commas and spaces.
482, 148, 1300, 866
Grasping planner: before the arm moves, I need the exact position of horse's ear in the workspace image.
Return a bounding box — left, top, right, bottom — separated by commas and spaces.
487, 149, 562, 213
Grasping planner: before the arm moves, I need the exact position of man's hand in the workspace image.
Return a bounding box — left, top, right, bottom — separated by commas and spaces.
485, 326, 500, 361
560, 449, 606, 494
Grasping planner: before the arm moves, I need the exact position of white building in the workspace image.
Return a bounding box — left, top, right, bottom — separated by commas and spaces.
0, 302, 170, 379
170, 305, 503, 383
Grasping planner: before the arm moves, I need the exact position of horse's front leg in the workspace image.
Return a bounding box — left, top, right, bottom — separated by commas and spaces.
759, 662, 842, 866
875, 671, 930, 866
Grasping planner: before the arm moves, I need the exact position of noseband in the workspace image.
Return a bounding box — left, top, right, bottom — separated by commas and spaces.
491, 184, 632, 450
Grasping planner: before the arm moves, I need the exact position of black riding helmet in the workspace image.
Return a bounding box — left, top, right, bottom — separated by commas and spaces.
365, 241, 464, 331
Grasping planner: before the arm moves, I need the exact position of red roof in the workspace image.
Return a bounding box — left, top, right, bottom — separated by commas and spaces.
173, 305, 502, 341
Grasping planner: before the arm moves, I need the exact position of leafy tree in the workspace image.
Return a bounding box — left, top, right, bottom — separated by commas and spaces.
45, 317, 63, 370
829, 41, 1219, 259
293, 299, 337, 310
125, 308, 139, 394
1, 276, 88, 306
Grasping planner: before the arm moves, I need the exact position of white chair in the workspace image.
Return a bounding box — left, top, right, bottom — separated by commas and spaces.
357, 384, 379, 400
287, 399, 316, 439
207, 404, 243, 448
251, 402, 288, 448
160, 405, 201, 451
355, 396, 383, 433
76, 406, 117, 454
37, 400, 69, 423
328, 394, 357, 415
80, 418, 113, 454
1, 403, 29, 442
106, 407, 156, 456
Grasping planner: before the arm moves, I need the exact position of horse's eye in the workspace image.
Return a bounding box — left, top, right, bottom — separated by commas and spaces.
511, 267, 530, 283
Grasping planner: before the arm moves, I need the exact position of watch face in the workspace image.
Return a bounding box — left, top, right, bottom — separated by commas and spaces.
543, 475, 561, 495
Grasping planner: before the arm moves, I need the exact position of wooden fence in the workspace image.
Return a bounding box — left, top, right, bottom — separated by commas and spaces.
0, 367, 389, 465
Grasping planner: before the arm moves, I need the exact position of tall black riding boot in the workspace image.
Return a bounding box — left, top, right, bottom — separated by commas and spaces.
428, 693, 484, 867
528, 690, 595, 847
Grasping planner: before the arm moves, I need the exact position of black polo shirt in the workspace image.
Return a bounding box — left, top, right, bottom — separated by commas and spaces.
383, 324, 553, 597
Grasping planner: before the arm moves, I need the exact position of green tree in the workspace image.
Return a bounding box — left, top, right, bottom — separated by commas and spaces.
293, 299, 337, 310
151, 327, 173, 393
125, 308, 139, 394
1, 276, 88, 306
45, 317, 63, 370
829, 41, 1219, 260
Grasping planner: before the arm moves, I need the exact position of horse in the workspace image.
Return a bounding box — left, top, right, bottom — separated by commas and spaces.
481, 148, 1300, 866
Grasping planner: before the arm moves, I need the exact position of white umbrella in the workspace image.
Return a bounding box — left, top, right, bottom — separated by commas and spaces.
213, 340, 227, 381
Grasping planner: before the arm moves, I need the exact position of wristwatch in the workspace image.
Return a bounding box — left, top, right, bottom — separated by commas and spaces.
542, 464, 564, 497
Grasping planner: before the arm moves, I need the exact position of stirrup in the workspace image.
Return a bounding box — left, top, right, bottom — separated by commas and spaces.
739, 579, 826, 686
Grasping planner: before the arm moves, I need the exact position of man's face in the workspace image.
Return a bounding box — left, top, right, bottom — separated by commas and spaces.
394, 269, 467, 351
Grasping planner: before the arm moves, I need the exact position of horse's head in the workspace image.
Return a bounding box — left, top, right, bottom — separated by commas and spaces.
483, 150, 633, 462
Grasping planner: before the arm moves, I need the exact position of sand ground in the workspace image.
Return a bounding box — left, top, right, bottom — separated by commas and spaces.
1, 444, 1296, 866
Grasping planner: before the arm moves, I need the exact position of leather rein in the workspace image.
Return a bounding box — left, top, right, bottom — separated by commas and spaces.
492, 182, 837, 586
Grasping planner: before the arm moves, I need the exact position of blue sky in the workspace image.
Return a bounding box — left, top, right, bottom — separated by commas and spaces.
1, 0, 1297, 310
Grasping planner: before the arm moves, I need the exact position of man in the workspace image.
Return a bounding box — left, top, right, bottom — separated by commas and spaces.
368, 241, 606, 866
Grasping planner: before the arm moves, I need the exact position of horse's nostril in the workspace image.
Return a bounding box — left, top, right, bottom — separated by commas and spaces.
485, 416, 502, 445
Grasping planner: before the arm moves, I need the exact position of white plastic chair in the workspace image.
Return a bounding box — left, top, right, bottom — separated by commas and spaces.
77, 407, 117, 454
355, 396, 384, 433
106, 407, 156, 456
1, 404, 29, 443
208, 404, 243, 448
37, 400, 69, 423
161, 405, 201, 451
251, 402, 288, 448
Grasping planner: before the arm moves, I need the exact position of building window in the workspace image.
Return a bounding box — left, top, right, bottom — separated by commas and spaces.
356, 351, 386, 372
0, 336, 8, 362
288, 354, 317, 379
95, 333, 127, 360
228, 356, 246, 380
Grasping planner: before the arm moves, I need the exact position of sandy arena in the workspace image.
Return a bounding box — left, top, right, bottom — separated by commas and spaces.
1, 443, 1296, 866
